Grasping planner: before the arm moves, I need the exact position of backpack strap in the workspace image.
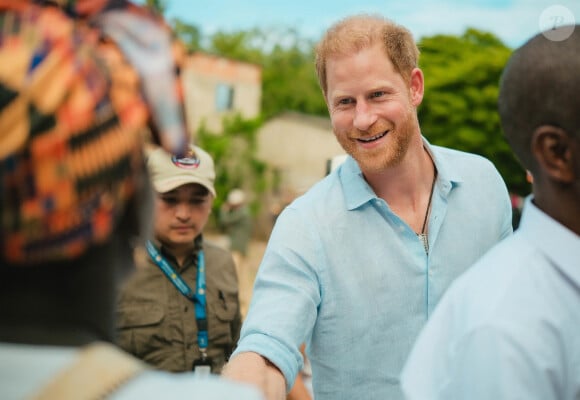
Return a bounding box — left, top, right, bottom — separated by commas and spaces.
31, 342, 146, 400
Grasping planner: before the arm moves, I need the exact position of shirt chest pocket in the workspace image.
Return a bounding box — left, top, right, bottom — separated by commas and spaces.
207, 291, 238, 345
116, 304, 169, 356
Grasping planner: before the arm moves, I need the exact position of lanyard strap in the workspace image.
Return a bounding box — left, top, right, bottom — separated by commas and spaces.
146, 241, 209, 353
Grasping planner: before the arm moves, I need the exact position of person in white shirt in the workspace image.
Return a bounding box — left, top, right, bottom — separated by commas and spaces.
401, 24, 580, 400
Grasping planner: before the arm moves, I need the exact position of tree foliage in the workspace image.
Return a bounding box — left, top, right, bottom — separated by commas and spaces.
261, 41, 327, 118
143, 0, 167, 14
203, 27, 326, 119
418, 29, 528, 194
196, 114, 267, 221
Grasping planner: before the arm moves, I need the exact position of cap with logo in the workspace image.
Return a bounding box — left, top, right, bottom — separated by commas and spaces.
147, 145, 216, 197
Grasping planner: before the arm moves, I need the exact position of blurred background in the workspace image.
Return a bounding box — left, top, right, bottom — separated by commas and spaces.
138, 0, 578, 239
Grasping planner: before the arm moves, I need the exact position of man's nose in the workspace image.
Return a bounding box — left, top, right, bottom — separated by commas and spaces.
175, 202, 192, 219
353, 100, 377, 131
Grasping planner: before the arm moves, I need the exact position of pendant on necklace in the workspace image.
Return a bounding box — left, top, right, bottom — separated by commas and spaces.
417, 233, 429, 254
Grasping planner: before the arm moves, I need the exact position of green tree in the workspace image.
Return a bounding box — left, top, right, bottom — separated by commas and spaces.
196, 114, 268, 221
207, 28, 265, 64
418, 29, 528, 194
205, 27, 326, 119
143, 0, 167, 14
172, 18, 202, 52
261, 40, 327, 118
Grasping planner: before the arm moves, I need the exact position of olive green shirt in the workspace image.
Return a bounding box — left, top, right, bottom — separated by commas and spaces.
116, 237, 241, 374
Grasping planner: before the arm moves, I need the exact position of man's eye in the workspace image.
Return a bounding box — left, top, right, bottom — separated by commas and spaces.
162, 197, 178, 205
189, 198, 206, 205
337, 98, 353, 106
370, 91, 385, 98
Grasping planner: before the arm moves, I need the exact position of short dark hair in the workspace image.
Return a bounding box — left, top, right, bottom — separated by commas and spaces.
498, 25, 580, 174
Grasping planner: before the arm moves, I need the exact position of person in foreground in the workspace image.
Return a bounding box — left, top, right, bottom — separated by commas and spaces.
117, 144, 242, 374
222, 14, 512, 400
0, 2, 262, 399
401, 25, 580, 400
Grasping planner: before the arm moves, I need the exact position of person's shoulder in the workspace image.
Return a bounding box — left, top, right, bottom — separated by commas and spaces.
442, 233, 533, 316
290, 169, 346, 211
432, 144, 496, 169
202, 240, 236, 261
427, 230, 567, 360
203, 239, 227, 252
459, 234, 527, 282
118, 250, 161, 292
431, 144, 506, 189
278, 176, 349, 230
113, 371, 264, 399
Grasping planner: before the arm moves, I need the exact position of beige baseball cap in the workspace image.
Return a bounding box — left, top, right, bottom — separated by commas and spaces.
146, 144, 216, 196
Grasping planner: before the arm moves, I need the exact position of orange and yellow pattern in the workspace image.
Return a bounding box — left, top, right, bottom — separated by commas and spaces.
0, 2, 150, 263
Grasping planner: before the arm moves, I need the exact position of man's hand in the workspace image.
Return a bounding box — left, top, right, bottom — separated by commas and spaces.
222, 352, 286, 400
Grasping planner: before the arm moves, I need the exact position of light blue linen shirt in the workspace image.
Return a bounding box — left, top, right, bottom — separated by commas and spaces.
234, 141, 512, 400
401, 196, 580, 400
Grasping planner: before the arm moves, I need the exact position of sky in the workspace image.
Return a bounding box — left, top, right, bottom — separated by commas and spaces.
155, 0, 580, 49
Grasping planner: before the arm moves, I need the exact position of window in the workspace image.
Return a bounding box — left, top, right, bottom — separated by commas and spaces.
215, 83, 234, 111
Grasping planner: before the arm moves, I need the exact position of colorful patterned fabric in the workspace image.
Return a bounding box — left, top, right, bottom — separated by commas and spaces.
0, 1, 185, 264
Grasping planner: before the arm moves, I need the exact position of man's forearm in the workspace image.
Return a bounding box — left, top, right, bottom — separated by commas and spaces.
222, 352, 286, 400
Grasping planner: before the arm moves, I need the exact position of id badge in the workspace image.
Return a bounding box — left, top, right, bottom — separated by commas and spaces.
192, 356, 213, 375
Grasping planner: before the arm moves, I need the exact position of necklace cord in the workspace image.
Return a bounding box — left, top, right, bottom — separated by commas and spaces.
420, 169, 438, 235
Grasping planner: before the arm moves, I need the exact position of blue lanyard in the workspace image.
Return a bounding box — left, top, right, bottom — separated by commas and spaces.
146, 240, 209, 353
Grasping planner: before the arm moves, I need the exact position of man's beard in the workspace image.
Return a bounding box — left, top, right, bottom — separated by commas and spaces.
336, 108, 417, 174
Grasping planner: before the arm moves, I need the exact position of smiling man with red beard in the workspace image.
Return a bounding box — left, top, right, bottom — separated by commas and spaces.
116, 144, 242, 375
223, 14, 512, 400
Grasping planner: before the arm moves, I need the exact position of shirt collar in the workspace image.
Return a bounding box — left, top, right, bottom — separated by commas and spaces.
339, 136, 462, 210
519, 195, 580, 286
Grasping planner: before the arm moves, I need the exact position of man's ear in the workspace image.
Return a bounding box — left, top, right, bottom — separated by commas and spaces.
408, 68, 424, 107
532, 125, 576, 184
